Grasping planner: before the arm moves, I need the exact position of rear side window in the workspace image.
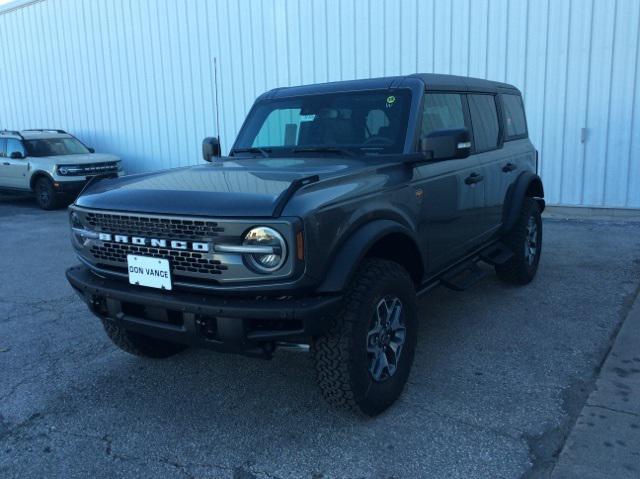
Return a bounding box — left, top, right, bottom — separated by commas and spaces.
421, 93, 466, 136
502, 94, 528, 139
468, 94, 500, 152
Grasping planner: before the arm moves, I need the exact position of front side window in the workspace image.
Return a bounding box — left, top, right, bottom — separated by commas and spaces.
6, 139, 25, 157
24, 137, 90, 157
468, 94, 500, 152
234, 89, 413, 156
421, 93, 466, 136
502, 94, 527, 139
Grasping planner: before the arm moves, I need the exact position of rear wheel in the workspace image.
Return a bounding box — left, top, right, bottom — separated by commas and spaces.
34, 177, 60, 210
101, 319, 187, 358
496, 197, 542, 284
311, 259, 417, 416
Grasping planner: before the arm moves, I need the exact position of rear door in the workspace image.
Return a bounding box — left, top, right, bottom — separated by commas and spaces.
496, 94, 536, 220
467, 94, 504, 235
3, 139, 30, 189
0, 139, 8, 188
415, 92, 488, 274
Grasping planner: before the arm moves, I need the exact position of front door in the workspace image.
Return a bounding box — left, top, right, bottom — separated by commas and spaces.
414, 92, 487, 274
2, 139, 30, 189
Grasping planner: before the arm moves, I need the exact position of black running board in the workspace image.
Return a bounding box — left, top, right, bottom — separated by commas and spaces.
479, 242, 513, 266
440, 262, 489, 291
439, 242, 513, 291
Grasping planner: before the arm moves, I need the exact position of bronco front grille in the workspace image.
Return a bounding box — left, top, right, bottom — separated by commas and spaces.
80, 211, 231, 283
85, 212, 225, 240
69, 162, 120, 176
73, 208, 296, 287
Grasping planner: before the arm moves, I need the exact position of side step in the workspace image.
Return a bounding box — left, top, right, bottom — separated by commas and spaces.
440, 262, 490, 291
440, 243, 513, 292
479, 242, 513, 266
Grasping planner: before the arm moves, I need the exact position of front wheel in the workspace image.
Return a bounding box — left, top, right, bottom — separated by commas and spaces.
311, 259, 417, 416
34, 177, 60, 210
496, 197, 542, 285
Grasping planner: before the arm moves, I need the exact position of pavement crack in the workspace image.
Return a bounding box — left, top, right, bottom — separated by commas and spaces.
586, 403, 640, 418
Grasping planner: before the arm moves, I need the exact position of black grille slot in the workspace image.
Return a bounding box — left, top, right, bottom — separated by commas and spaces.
90, 243, 229, 274
77, 162, 119, 175
85, 212, 224, 240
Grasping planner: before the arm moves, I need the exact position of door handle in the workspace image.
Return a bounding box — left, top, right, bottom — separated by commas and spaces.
2, 162, 10, 166
464, 173, 484, 185
502, 162, 518, 172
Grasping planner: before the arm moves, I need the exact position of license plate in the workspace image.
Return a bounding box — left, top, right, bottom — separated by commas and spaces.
127, 255, 172, 290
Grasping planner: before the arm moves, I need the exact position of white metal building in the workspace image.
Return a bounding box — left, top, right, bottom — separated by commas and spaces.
1, 0, 639, 209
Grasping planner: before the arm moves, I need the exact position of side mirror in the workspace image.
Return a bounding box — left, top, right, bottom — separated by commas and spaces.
9, 151, 25, 159
87, 147, 95, 153
202, 137, 221, 162
419, 128, 471, 161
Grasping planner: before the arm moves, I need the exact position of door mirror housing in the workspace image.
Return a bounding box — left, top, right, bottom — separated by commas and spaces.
9, 151, 25, 159
419, 128, 472, 161
202, 137, 221, 162
87, 147, 95, 153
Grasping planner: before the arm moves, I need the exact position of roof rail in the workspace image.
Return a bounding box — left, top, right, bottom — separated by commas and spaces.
0, 129, 24, 139
22, 129, 68, 134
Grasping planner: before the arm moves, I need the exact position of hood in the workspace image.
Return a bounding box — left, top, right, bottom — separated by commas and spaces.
39, 153, 120, 165
75, 157, 376, 217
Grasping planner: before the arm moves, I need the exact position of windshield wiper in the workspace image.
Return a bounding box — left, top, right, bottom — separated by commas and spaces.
292, 147, 357, 157
230, 147, 271, 158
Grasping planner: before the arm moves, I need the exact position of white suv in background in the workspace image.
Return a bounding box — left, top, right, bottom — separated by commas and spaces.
0, 129, 123, 209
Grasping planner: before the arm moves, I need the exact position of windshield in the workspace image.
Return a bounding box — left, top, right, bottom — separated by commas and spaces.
24, 137, 90, 157
233, 89, 412, 156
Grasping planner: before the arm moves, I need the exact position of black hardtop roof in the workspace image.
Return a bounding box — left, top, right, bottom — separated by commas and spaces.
261, 73, 520, 100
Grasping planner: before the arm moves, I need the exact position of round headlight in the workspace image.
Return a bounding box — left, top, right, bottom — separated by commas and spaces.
70, 211, 82, 228
242, 226, 287, 273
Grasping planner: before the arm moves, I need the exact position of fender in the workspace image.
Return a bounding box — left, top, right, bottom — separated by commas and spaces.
317, 219, 422, 293
502, 171, 545, 232
29, 170, 56, 190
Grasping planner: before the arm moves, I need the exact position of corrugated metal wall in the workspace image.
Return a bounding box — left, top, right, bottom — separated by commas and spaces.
1, 0, 639, 208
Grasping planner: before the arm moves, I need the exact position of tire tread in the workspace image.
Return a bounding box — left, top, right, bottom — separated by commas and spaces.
311, 259, 414, 413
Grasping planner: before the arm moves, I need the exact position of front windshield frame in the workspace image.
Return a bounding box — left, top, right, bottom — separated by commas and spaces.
24, 137, 91, 157
233, 87, 417, 157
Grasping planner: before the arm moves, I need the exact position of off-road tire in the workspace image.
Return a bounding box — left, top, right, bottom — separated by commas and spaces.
34, 177, 60, 210
101, 319, 187, 358
311, 259, 417, 416
496, 197, 542, 285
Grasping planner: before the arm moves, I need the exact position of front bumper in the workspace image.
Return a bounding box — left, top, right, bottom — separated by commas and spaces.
54, 171, 125, 196
66, 265, 342, 356
54, 180, 87, 195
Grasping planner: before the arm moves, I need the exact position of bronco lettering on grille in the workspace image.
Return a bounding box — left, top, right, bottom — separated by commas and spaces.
97, 233, 210, 252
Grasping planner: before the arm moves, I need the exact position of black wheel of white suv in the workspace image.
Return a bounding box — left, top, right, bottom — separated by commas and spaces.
34, 177, 60, 210
311, 258, 417, 416
496, 197, 542, 285
101, 319, 187, 358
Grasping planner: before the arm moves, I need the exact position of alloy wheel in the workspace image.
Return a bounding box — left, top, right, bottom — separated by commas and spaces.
524, 215, 538, 266
366, 296, 406, 382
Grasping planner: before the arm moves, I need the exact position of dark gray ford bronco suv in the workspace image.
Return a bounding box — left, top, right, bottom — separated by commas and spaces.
66, 74, 544, 416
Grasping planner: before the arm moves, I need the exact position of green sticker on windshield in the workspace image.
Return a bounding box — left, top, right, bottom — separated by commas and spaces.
386, 95, 396, 108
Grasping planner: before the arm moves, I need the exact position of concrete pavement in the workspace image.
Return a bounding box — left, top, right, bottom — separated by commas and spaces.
551, 290, 640, 478
1, 194, 640, 478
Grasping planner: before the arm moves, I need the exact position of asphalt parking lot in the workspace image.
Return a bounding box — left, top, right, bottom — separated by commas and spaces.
1, 193, 639, 479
